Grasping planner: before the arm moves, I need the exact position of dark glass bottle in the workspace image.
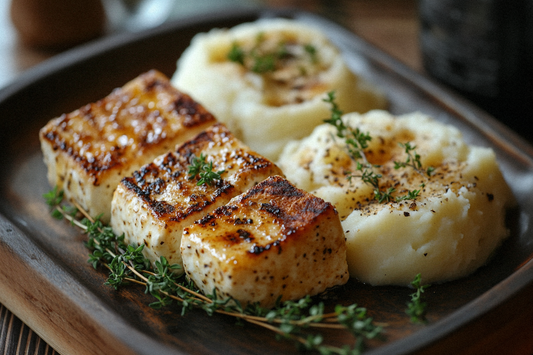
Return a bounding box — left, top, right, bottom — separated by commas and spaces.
419, 0, 533, 140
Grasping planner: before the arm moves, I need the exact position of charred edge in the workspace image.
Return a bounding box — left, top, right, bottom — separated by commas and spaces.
249, 239, 283, 255
233, 151, 274, 171
240, 176, 304, 201
176, 127, 221, 159
160, 152, 179, 169
121, 176, 173, 215
234, 217, 254, 225
150, 200, 175, 215
173, 92, 217, 127
168, 199, 212, 221
142, 71, 169, 92
134, 163, 160, 186
260, 203, 281, 217
216, 205, 239, 217
299, 198, 332, 216
121, 177, 149, 198
43, 130, 122, 183
237, 229, 252, 242
196, 213, 216, 226
167, 182, 235, 222
148, 177, 166, 195
222, 229, 255, 245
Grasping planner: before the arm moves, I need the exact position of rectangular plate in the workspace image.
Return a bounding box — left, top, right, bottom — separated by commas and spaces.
0, 8, 532, 355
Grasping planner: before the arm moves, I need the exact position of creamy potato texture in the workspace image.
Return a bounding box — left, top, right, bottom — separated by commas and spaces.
278, 110, 515, 286
172, 18, 386, 160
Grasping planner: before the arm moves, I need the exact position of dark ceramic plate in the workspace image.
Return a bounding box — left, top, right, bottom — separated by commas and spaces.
0, 8, 532, 355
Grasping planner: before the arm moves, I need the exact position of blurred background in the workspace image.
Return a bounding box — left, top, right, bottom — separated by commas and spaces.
0, 0, 531, 354
1, 0, 531, 135
0, 0, 423, 87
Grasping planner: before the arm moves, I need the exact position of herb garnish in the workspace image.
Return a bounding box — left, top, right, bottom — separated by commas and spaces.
395, 189, 421, 202
227, 43, 245, 65
227, 34, 318, 74
43, 186, 77, 219
188, 153, 225, 186
47, 189, 385, 354
323, 92, 391, 203
323, 92, 379, 186
394, 142, 434, 177
323, 92, 434, 203
405, 273, 430, 324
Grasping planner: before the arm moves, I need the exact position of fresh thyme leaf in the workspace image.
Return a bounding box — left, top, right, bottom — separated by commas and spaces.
395, 189, 421, 202
336, 304, 383, 340
251, 53, 276, 73
43, 187, 79, 219
323, 93, 373, 163
227, 42, 245, 65
391, 142, 434, 201
394, 142, 421, 170
323, 91, 346, 134
43, 186, 64, 207
375, 187, 395, 203
188, 153, 225, 186
394, 142, 434, 177
106, 258, 129, 289
304, 44, 318, 63
406, 273, 430, 324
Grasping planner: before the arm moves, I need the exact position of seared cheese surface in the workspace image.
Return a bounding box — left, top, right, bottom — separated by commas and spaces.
39, 70, 216, 222
278, 110, 515, 286
172, 18, 386, 160
110, 124, 284, 273
181, 175, 348, 308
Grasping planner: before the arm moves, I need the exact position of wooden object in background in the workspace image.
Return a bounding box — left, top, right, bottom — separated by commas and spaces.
9, 0, 106, 49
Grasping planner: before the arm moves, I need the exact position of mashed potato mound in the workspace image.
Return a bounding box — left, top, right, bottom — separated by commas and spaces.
171, 18, 386, 160
278, 110, 515, 286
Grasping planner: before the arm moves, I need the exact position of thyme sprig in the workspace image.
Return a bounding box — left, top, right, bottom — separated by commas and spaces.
323, 92, 380, 190
43, 186, 77, 219
405, 274, 430, 324
48, 190, 385, 354
188, 153, 225, 186
323, 92, 435, 203
394, 142, 434, 177
323, 92, 395, 203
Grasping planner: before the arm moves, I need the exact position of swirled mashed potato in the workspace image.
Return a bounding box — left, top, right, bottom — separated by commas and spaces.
171, 18, 386, 160
278, 110, 515, 286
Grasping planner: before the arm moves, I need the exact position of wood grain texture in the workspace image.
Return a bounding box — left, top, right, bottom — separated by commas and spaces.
0, 218, 141, 355
1, 305, 58, 355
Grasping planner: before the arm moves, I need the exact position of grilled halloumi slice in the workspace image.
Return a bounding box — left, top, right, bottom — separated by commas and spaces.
110, 123, 284, 274
39, 70, 216, 222
181, 175, 349, 309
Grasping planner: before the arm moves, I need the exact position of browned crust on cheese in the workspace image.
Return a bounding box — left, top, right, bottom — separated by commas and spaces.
39, 70, 216, 185
119, 123, 281, 223
193, 175, 338, 255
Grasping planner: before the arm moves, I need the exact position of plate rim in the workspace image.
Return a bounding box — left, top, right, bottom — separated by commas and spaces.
1, 6, 532, 355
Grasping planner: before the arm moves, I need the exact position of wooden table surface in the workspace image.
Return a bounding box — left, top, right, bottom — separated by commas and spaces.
0, 1, 531, 355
